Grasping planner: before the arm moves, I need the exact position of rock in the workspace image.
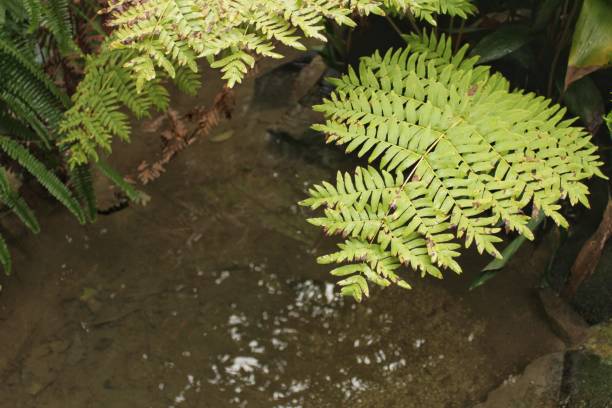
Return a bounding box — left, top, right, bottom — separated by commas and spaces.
539, 287, 589, 344
559, 350, 612, 407
474, 352, 565, 408
253, 52, 325, 110
572, 241, 612, 324
289, 54, 327, 104
583, 320, 612, 363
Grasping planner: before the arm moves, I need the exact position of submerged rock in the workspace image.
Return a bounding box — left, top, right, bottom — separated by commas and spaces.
474, 352, 565, 408
559, 350, 612, 408
539, 287, 589, 345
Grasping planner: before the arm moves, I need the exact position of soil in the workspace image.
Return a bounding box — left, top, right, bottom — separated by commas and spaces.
0, 54, 566, 408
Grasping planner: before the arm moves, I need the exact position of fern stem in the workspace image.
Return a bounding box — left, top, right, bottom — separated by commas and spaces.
406, 9, 421, 35
385, 16, 404, 39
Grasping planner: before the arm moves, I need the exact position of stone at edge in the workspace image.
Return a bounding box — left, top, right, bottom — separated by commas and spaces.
474, 352, 565, 408
539, 287, 589, 345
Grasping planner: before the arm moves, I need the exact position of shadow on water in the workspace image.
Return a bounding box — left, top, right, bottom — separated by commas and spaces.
0, 53, 565, 408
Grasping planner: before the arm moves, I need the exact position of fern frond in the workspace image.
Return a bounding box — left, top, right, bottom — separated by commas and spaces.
0, 167, 40, 233
383, 0, 476, 25
102, 0, 474, 92
96, 159, 149, 205
58, 0, 476, 165
174, 66, 202, 96
0, 135, 85, 223
69, 164, 97, 222
0, 35, 69, 145
42, 0, 79, 55
319, 238, 411, 301
59, 49, 169, 166
303, 32, 604, 298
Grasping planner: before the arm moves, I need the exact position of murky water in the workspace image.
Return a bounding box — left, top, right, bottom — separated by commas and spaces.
0, 55, 565, 408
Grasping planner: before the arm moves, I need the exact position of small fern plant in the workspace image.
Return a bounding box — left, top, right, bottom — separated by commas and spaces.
300, 32, 605, 301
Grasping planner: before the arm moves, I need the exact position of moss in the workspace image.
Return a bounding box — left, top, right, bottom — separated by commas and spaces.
584, 321, 612, 364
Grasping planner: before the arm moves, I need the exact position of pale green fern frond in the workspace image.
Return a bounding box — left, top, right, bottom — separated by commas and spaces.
301, 32, 604, 301
383, 0, 476, 25
59, 49, 169, 165
102, 0, 474, 91
59, 0, 475, 166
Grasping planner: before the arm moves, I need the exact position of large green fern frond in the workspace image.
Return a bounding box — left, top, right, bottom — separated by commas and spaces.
58, 0, 475, 166
103, 0, 475, 89
301, 32, 605, 301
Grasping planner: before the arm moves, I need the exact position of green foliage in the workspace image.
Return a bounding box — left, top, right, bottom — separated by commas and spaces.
0, 135, 85, 223
0, 167, 39, 233
69, 164, 97, 223
59, 49, 169, 165
0, 34, 67, 146
0, 232, 10, 275
300, 32, 605, 301
96, 158, 149, 205
0, 0, 89, 274
104, 0, 474, 89
58, 0, 475, 166
383, 0, 475, 25
1, 0, 79, 56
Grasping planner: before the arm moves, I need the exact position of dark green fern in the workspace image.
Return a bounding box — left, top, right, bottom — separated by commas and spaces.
0, 135, 85, 223
0, 167, 40, 233
69, 164, 97, 222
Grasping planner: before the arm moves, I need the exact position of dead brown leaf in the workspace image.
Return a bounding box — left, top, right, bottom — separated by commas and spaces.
133, 87, 235, 185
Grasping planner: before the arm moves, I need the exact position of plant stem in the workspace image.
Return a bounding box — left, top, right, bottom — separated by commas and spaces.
454, 19, 466, 53
385, 16, 404, 38
406, 9, 421, 35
